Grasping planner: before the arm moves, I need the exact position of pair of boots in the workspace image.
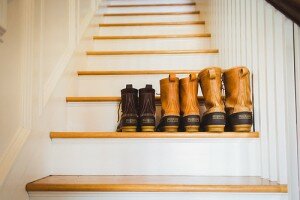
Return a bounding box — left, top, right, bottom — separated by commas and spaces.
117, 84, 156, 132
158, 66, 253, 132
156, 73, 200, 132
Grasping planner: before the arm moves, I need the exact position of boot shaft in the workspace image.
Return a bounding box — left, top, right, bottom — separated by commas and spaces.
139, 84, 156, 116
198, 67, 225, 113
223, 66, 252, 114
179, 73, 200, 116
121, 84, 138, 115
160, 74, 180, 116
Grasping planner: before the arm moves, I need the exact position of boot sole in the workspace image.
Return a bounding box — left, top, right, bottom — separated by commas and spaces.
163, 126, 179, 132
233, 125, 252, 132
205, 125, 225, 132
185, 126, 200, 132
141, 126, 155, 132
122, 126, 137, 132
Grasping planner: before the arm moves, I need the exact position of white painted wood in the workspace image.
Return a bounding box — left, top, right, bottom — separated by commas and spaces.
105, 6, 197, 14
52, 138, 261, 176
98, 25, 206, 35
92, 38, 211, 51
86, 54, 219, 69
103, 15, 201, 23
28, 192, 288, 200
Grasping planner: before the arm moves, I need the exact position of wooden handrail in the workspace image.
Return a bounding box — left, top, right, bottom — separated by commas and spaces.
266, 0, 300, 26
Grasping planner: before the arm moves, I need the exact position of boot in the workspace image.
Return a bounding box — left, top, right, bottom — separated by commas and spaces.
139, 85, 156, 132
157, 74, 180, 132
117, 84, 138, 132
198, 67, 226, 132
180, 74, 201, 132
223, 66, 253, 132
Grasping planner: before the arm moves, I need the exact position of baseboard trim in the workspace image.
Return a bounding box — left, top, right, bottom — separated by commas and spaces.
0, 127, 31, 186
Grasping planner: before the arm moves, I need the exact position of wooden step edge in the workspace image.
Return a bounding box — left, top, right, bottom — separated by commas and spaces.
99, 21, 205, 27
93, 34, 211, 40
104, 11, 200, 16
26, 176, 287, 193
86, 49, 219, 55
66, 96, 205, 102
77, 70, 200, 76
107, 3, 196, 8
50, 132, 260, 139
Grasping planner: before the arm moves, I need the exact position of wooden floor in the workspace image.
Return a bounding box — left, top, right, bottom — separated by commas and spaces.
50, 132, 260, 139
26, 175, 287, 193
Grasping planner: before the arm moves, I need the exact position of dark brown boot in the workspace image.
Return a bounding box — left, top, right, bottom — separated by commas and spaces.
157, 74, 180, 132
180, 74, 201, 132
223, 66, 253, 132
117, 84, 138, 132
139, 85, 156, 132
198, 67, 226, 132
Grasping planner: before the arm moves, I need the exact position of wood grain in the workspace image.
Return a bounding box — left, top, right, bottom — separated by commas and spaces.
77, 70, 201, 76
93, 34, 211, 40
99, 21, 205, 27
26, 175, 288, 193
50, 132, 260, 139
66, 96, 205, 102
104, 11, 200, 16
86, 49, 219, 55
107, 3, 196, 7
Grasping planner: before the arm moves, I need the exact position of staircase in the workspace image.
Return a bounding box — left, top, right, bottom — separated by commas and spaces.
26, 0, 288, 199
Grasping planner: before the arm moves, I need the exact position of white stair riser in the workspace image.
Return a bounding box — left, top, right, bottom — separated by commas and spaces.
66, 103, 206, 131
103, 15, 201, 23
77, 75, 204, 96
105, 6, 197, 14
87, 54, 219, 68
92, 38, 211, 51
51, 139, 261, 176
98, 25, 206, 35
29, 192, 287, 200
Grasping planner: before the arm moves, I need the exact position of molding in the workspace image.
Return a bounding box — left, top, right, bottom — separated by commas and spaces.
42, 0, 97, 108
0, 0, 7, 42
0, 127, 31, 187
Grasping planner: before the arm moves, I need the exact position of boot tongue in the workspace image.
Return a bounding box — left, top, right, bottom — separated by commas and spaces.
126, 84, 133, 89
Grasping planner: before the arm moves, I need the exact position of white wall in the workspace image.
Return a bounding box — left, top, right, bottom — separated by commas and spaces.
202, 0, 300, 199
0, 0, 98, 199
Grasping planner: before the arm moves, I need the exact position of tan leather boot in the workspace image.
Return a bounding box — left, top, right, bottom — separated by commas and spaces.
157, 74, 180, 132
223, 66, 253, 132
198, 67, 226, 132
180, 74, 200, 132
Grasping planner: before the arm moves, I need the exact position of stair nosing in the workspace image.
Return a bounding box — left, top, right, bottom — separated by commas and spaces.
107, 3, 196, 8
104, 11, 200, 16
99, 21, 205, 27
26, 175, 288, 193
93, 34, 211, 40
86, 49, 219, 55
50, 131, 260, 139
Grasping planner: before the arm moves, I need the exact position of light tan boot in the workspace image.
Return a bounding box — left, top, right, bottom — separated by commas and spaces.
180, 74, 200, 132
157, 74, 180, 132
198, 67, 226, 132
223, 66, 253, 132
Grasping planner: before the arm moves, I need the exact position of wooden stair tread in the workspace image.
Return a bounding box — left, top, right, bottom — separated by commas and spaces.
77, 70, 200, 75
50, 132, 259, 139
99, 21, 205, 27
26, 175, 287, 192
104, 11, 200, 16
86, 49, 219, 55
107, 3, 196, 7
93, 34, 211, 40
66, 96, 205, 102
